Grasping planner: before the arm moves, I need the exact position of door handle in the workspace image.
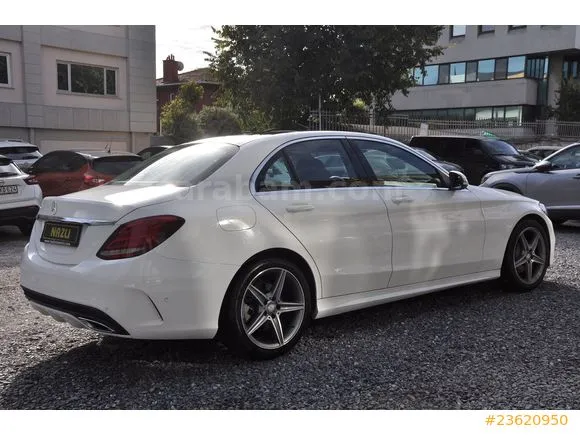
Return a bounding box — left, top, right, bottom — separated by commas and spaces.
286, 204, 314, 213
64, 177, 72, 182
392, 195, 414, 205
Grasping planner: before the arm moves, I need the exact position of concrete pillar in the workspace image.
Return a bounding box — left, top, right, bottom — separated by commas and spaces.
547, 54, 563, 109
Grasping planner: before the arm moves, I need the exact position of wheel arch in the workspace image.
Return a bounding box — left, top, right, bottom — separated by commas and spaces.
218, 247, 319, 332
506, 212, 553, 267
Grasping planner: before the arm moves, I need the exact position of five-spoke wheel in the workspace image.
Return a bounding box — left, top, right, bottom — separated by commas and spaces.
220, 258, 311, 359
502, 219, 550, 291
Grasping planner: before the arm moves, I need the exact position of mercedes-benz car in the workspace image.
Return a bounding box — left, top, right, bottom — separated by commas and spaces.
481, 142, 580, 225
21, 132, 555, 359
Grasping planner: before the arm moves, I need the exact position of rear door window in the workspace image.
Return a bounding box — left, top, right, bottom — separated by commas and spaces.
92, 156, 143, 176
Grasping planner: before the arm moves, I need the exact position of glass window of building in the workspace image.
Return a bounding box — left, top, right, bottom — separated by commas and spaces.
450, 63, 466, 83
477, 59, 495, 81
505, 106, 522, 123
478, 26, 495, 34
438, 64, 450, 84
508, 25, 527, 31
475, 107, 493, 120
464, 108, 476, 120
507, 56, 526, 79
493, 107, 505, 120
494, 58, 508, 80
466, 61, 478, 82
451, 26, 467, 37
423, 65, 439, 85
413, 67, 424, 85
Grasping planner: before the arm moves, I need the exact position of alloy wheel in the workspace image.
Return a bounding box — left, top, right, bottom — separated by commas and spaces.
240, 267, 306, 350
512, 227, 547, 285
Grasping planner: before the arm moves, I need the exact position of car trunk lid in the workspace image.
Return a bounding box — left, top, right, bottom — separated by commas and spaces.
34, 184, 189, 265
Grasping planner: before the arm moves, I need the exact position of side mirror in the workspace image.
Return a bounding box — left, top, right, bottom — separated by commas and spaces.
449, 170, 468, 190
0, 157, 12, 166
534, 160, 552, 172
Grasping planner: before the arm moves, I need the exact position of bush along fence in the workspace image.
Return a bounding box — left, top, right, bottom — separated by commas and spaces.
308, 110, 580, 147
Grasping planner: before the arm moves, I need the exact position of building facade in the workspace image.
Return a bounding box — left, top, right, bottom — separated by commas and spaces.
156, 55, 220, 133
392, 25, 580, 122
0, 25, 156, 153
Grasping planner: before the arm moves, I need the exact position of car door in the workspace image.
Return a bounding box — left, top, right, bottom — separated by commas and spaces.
252, 137, 392, 298
348, 138, 486, 288
526, 145, 580, 211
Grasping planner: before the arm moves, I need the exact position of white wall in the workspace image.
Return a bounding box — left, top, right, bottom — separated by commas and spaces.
39, 140, 128, 153
0, 39, 24, 104
40, 46, 127, 111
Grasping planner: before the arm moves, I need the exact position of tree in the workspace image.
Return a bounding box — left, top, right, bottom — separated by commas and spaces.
552, 80, 580, 122
198, 106, 242, 137
207, 26, 443, 128
160, 81, 204, 143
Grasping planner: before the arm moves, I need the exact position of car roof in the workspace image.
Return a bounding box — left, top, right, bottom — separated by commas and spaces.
410, 134, 500, 141
181, 131, 411, 149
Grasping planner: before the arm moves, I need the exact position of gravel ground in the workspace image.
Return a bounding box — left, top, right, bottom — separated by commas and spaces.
0, 223, 579, 410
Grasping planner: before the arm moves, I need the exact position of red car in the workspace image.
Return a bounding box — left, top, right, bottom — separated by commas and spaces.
25, 150, 143, 197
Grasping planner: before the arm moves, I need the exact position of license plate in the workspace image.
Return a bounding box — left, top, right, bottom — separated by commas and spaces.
41, 222, 82, 247
0, 185, 18, 195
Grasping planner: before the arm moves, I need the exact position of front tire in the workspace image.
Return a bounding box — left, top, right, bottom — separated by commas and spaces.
220, 258, 312, 360
501, 219, 550, 292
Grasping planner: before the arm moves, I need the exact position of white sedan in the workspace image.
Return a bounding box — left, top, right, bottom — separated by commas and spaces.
20, 132, 555, 359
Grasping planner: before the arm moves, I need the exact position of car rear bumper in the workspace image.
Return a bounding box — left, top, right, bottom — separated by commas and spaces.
20, 244, 239, 340
0, 203, 39, 224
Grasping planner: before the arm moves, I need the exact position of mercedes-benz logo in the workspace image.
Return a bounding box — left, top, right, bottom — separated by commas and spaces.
50, 201, 57, 215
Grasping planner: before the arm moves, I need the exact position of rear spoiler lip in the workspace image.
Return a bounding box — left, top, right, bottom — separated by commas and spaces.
36, 215, 116, 226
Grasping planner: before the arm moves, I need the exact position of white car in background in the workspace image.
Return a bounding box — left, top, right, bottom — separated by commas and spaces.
0, 155, 42, 235
0, 139, 43, 171
20, 132, 555, 359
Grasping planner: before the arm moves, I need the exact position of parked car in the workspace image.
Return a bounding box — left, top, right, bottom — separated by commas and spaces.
481, 142, 580, 225
137, 145, 174, 160
0, 139, 43, 171
408, 135, 536, 185
21, 132, 554, 360
26, 150, 143, 197
411, 147, 465, 173
519, 146, 562, 161
0, 155, 42, 235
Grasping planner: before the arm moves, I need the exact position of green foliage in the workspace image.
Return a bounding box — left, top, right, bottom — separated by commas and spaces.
207, 25, 443, 127
160, 98, 202, 144
198, 106, 242, 137
553, 80, 580, 121
178, 81, 204, 109
215, 90, 274, 133
159, 81, 204, 143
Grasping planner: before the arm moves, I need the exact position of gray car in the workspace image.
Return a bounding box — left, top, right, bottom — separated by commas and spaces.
481, 142, 580, 225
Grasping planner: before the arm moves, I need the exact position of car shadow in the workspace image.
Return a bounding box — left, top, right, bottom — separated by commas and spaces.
3, 278, 570, 410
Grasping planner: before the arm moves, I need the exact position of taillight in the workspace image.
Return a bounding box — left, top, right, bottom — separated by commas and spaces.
96, 215, 185, 260
24, 176, 38, 185
83, 174, 106, 186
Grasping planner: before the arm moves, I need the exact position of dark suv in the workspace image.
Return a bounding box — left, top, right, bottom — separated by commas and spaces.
408, 135, 536, 185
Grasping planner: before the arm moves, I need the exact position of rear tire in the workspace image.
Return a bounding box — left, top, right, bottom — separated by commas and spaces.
501, 219, 550, 292
219, 258, 312, 360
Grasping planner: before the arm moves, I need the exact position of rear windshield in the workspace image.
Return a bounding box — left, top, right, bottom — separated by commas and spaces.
0, 161, 21, 177
92, 156, 143, 176
108, 143, 239, 186
481, 140, 520, 156
0, 146, 42, 160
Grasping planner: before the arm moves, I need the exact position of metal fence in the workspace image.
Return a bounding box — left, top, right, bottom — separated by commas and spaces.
308, 110, 580, 146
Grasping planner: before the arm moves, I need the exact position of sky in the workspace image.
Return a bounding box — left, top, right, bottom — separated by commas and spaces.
155, 25, 218, 79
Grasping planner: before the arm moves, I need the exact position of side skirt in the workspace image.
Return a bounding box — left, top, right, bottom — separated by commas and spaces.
315, 270, 501, 319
